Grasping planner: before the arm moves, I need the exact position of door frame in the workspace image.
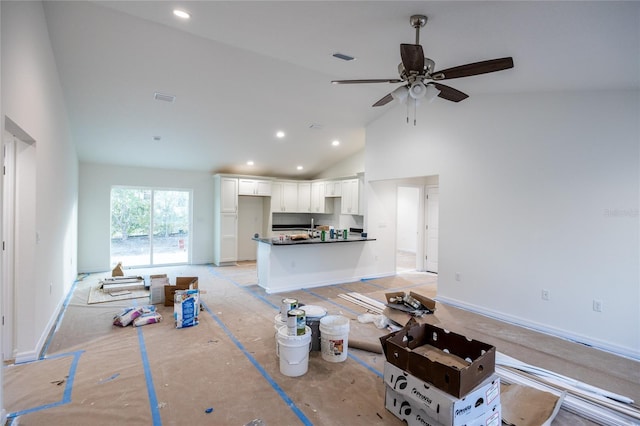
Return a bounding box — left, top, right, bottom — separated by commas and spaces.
2, 134, 16, 360
424, 185, 439, 273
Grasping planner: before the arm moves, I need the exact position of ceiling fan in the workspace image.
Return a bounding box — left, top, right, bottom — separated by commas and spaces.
332, 15, 514, 118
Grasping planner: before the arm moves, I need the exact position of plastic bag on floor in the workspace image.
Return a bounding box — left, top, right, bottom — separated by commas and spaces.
113, 305, 156, 327
133, 311, 162, 327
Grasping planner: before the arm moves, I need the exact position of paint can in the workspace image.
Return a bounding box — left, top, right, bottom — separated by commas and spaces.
287, 309, 306, 336
280, 298, 298, 317
277, 325, 312, 377
299, 305, 327, 351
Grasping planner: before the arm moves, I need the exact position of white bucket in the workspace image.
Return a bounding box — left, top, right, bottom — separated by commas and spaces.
274, 314, 287, 358
319, 315, 350, 363
277, 325, 312, 377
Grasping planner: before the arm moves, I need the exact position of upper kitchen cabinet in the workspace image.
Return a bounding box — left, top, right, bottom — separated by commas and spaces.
324, 181, 342, 197
341, 178, 361, 215
238, 179, 272, 196
297, 182, 312, 213
311, 181, 333, 214
271, 181, 299, 213
220, 177, 238, 213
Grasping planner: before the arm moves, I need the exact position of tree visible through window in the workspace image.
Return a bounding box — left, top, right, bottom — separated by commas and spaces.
110, 187, 190, 267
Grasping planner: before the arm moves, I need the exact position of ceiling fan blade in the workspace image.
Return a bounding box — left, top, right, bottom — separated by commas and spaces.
331, 79, 403, 84
372, 93, 394, 107
432, 83, 469, 102
400, 44, 425, 74
431, 57, 514, 80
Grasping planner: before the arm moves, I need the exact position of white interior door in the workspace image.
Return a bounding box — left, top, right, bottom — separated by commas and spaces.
425, 187, 439, 273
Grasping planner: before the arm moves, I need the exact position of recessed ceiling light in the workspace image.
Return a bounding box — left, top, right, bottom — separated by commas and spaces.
296, 165, 303, 171
332, 140, 340, 146
247, 160, 254, 166
173, 9, 191, 19
276, 131, 285, 138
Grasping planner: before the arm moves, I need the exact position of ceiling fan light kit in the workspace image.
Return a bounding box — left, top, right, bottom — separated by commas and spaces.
331, 14, 514, 124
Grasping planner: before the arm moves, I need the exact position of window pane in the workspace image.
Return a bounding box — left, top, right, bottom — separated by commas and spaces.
152, 190, 189, 265
110, 187, 151, 267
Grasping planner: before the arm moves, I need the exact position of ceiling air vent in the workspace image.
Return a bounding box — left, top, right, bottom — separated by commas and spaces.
154, 92, 176, 103
332, 53, 355, 61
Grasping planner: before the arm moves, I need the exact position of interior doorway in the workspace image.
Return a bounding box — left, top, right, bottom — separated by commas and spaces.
396, 186, 420, 273
2, 126, 37, 361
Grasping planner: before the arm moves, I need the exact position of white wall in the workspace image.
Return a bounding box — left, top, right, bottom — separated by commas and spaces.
313, 149, 364, 180
78, 163, 215, 272
1, 0, 79, 361
365, 90, 640, 358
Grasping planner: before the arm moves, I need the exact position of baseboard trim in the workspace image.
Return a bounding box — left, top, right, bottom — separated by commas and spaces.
435, 296, 640, 361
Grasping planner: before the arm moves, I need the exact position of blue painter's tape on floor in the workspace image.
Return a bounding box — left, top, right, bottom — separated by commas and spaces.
201, 301, 313, 426
347, 352, 383, 378
6, 350, 84, 420
40, 277, 82, 358
137, 326, 162, 425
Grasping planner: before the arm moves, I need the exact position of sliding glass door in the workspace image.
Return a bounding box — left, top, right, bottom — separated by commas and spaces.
110, 187, 190, 267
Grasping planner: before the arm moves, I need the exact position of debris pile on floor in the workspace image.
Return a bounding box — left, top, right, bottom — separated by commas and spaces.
384, 291, 435, 317
113, 305, 162, 327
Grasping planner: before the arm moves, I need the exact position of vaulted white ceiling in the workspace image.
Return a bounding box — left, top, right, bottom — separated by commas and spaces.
42, 1, 640, 178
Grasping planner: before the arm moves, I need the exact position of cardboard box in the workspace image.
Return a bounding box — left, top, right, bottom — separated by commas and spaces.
385, 385, 501, 426
149, 274, 169, 305
384, 361, 500, 426
380, 321, 496, 398
164, 276, 199, 307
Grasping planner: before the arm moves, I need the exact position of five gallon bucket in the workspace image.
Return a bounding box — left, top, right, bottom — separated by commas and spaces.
274, 314, 288, 358
299, 305, 327, 352
277, 325, 312, 377
319, 315, 350, 363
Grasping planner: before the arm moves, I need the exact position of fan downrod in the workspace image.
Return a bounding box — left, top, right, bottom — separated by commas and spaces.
409, 15, 427, 44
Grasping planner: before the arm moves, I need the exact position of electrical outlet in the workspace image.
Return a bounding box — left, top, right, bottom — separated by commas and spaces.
593, 299, 603, 312
455, 272, 461, 282
541, 289, 550, 301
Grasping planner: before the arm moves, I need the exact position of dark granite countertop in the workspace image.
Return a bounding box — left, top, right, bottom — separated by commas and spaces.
253, 236, 375, 246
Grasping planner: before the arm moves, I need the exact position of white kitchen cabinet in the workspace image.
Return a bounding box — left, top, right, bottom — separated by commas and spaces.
297, 182, 311, 213
214, 175, 239, 265
220, 177, 238, 213
271, 181, 299, 212
238, 179, 272, 196
341, 178, 360, 215
324, 181, 342, 197
219, 213, 238, 263
311, 181, 333, 213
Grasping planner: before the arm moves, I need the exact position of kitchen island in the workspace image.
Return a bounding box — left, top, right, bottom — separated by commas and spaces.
253, 235, 377, 294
